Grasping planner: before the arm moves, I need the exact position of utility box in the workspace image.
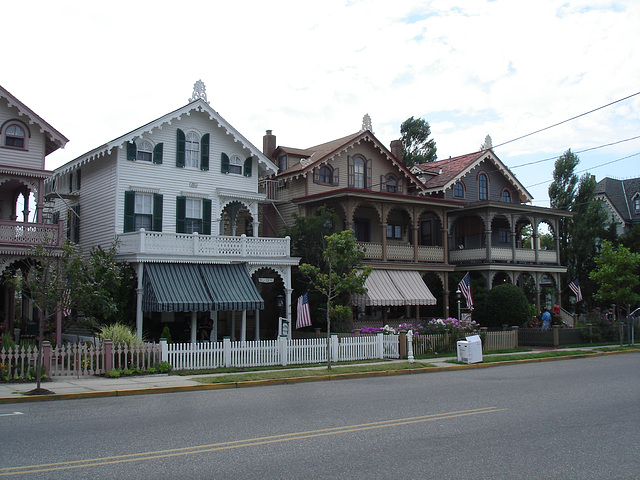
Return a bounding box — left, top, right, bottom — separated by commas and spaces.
456, 335, 483, 364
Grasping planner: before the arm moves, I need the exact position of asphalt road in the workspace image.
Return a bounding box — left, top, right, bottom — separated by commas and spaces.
1, 353, 639, 479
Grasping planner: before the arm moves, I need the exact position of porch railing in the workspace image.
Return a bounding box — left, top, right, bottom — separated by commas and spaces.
449, 246, 558, 264
0, 220, 62, 247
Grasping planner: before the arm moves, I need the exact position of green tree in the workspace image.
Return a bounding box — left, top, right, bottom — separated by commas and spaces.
485, 284, 531, 328
399, 116, 437, 166
548, 149, 579, 264
299, 230, 371, 369
589, 240, 640, 309
621, 224, 640, 254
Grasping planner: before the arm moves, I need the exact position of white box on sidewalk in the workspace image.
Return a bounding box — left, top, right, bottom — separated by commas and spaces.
456, 334, 483, 364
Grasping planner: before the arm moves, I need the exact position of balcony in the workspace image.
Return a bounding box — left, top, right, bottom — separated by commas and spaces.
0, 220, 62, 250
449, 247, 558, 264
356, 241, 445, 263
117, 230, 292, 259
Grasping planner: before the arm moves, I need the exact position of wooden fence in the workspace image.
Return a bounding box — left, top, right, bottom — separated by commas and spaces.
0, 340, 162, 379
162, 333, 399, 370
411, 329, 518, 355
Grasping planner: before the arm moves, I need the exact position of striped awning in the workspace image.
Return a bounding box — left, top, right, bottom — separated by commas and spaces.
200, 264, 264, 311
352, 269, 437, 307
142, 263, 263, 312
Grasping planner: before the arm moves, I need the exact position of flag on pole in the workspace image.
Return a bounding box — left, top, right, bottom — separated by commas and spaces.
296, 291, 312, 329
459, 272, 473, 309
62, 288, 72, 317
569, 277, 583, 302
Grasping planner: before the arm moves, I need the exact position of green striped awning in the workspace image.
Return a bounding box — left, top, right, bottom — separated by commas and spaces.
200, 264, 264, 311
142, 263, 264, 312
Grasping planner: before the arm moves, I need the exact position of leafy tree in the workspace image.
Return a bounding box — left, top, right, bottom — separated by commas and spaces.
399, 116, 437, 166
589, 240, 640, 309
548, 149, 579, 264
621, 224, 640, 254
484, 284, 531, 328
299, 230, 371, 368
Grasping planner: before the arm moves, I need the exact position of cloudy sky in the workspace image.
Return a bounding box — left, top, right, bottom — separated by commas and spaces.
4, 0, 639, 206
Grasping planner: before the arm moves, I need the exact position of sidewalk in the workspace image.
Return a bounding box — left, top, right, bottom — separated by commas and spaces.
0, 346, 630, 404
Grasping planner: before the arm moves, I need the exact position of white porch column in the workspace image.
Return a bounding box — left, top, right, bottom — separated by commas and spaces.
285, 287, 293, 340
211, 310, 218, 342
190, 311, 197, 343
135, 263, 144, 340
241, 310, 247, 342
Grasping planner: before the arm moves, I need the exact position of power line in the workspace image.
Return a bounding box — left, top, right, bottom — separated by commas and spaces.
492, 91, 640, 150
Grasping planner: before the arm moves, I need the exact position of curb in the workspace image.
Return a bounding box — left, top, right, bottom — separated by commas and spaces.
0, 350, 634, 404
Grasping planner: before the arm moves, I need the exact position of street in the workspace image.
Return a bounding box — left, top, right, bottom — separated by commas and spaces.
1, 353, 639, 479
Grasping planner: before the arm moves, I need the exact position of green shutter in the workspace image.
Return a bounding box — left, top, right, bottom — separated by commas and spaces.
243, 157, 253, 177
153, 143, 163, 164
333, 167, 339, 186
176, 129, 185, 167
127, 142, 137, 161
201, 134, 210, 171
153, 194, 163, 231
176, 196, 186, 233
380, 175, 386, 192
202, 199, 212, 235
221, 152, 230, 174
347, 156, 354, 187
366, 159, 372, 189
73, 205, 80, 243
124, 191, 135, 233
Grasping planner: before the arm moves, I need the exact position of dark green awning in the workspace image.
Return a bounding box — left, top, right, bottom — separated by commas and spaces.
142, 263, 264, 312
200, 264, 264, 311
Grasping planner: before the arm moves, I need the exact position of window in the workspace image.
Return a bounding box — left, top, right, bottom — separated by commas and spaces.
124, 191, 163, 233
502, 189, 511, 203
386, 224, 402, 239
229, 155, 243, 174
353, 157, 365, 188
383, 174, 397, 193
634, 195, 640, 214
353, 218, 370, 242
478, 173, 488, 200
185, 132, 200, 168
67, 205, 80, 243
4, 124, 25, 148
318, 166, 332, 184
278, 155, 287, 173
137, 141, 153, 162
499, 229, 510, 244
453, 182, 464, 198
348, 155, 371, 189
184, 199, 202, 234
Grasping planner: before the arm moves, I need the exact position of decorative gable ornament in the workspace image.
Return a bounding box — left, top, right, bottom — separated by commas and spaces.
361, 113, 373, 133
189, 79, 209, 104
481, 134, 493, 150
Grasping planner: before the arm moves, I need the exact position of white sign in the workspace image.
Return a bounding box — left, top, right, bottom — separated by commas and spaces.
258, 278, 274, 283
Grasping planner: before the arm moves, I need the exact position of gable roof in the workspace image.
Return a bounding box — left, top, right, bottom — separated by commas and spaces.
274, 130, 426, 192
0, 84, 69, 155
411, 149, 533, 202
55, 98, 277, 176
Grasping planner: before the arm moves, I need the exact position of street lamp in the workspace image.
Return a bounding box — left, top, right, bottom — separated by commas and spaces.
456, 289, 461, 320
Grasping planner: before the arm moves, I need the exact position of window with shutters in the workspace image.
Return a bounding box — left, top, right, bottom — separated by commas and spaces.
185, 132, 200, 168
316, 165, 333, 184
137, 141, 153, 162
185, 198, 202, 234
229, 154, 243, 174
134, 193, 153, 230
353, 157, 365, 189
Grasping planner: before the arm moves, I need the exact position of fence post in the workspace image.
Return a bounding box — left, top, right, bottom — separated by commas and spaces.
511, 326, 519, 348
279, 335, 288, 366
406, 330, 414, 363
398, 331, 407, 359
553, 325, 560, 347
223, 337, 231, 368
103, 339, 113, 372
42, 341, 51, 377
160, 339, 168, 362
331, 333, 339, 363
376, 333, 384, 359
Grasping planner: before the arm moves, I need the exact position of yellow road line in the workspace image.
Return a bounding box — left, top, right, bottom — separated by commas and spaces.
0, 407, 505, 476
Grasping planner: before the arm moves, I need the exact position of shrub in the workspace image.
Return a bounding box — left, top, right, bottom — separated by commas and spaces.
160, 326, 173, 344
156, 361, 173, 373
105, 370, 121, 378
97, 323, 141, 346
485, 284, 531, 328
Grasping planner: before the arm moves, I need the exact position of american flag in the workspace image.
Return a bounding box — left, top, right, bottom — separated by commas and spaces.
569, 277, 583, 302
459, 272, 473, 309
296, 292, 312, 329
62, 288, 72, 317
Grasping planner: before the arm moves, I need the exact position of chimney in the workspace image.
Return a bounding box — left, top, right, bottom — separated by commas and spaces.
390, 139, 403, 160
263, 130, 276, 158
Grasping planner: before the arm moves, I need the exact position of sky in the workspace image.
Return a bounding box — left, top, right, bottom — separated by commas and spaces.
4, 0, 640, 207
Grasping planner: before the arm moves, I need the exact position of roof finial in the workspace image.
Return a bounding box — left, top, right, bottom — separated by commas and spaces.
361, 113, 373, 133
189, 80, 209, 104
481, 134, 493, 150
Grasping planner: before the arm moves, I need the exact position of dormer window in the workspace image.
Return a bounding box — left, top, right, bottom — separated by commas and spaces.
278, 155, 287, 173
502, 189, 511, 203
478, 173, 488, 200
137, 141, 153, 162
3, 123, 26, 149
634, 194, 640, 214
453, 182, 465, 198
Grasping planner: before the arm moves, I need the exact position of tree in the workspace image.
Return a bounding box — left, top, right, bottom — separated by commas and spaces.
399, 116, 437, 166
589, 240, 640, 309
548, 149, 579, 264
485, 284, 531, 328
299, 230, 371, 369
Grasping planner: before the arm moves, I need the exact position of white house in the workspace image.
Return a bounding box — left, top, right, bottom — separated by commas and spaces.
47, 81, 299, 341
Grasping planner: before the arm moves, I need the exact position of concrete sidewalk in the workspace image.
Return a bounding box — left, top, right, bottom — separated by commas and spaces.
0, 346, 631, 404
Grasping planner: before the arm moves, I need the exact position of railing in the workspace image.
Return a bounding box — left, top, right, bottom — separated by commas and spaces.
162, 333, 396, 369
117, 230, 291, 258
0, 220, 62, 247
356, 242, 445, 263
449, 247, 558, 264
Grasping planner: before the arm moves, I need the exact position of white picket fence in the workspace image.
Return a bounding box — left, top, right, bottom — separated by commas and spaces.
162, 333, 399, 370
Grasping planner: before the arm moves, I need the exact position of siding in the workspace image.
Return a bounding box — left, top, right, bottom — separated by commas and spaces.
444, 159, 516, 203
0, 103, 47, 170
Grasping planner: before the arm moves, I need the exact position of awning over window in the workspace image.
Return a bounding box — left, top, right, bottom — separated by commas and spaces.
143, 263, 263, 312
352, 269, 437, 307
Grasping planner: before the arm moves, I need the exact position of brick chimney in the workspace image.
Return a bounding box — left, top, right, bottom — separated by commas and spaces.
390, 139, 403, 160
263, 130, 276, 159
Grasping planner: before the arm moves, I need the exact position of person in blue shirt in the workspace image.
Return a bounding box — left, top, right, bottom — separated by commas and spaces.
541, 308, 551, 330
